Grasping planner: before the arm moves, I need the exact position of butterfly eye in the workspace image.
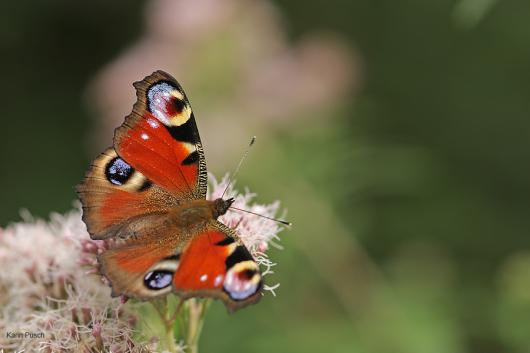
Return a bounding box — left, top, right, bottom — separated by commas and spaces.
105, 157, 134, 185
144, 270, 173, 290
147, 82, 192, 128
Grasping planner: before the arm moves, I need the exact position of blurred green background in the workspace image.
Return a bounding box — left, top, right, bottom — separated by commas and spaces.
2, 0, 530, 352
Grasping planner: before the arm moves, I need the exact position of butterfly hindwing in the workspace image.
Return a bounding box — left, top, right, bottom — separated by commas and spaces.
114, 70, 207, 200
173, 221, 262, 311
98, 220, 262, 311
98, 215, 186, 298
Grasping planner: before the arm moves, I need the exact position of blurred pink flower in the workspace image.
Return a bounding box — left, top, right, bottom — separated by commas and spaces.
86, 0, 358, 166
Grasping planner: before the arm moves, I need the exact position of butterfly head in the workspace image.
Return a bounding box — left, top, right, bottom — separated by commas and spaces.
212, 197, 234, 219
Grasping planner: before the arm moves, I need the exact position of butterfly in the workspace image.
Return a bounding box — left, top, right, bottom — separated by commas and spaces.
77, 71, 262, 311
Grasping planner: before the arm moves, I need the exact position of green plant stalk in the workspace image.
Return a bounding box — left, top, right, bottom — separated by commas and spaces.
152, 297, 212, 353
185, 299, 212, 353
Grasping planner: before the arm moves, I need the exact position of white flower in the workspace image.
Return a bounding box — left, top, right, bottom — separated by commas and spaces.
209, 173, 287, 296
0, 208, 146, 352
209, 173, 286, 252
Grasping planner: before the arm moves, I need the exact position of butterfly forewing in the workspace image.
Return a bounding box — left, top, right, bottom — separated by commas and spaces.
76, 148, 176, 239
114, 70, 207, 200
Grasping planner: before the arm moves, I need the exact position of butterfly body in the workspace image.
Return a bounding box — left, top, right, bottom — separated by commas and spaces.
153, 197, 234, 232
78, 71, 262, 311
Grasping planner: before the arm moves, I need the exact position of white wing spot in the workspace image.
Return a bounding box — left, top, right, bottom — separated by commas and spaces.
147, 118, 160, 128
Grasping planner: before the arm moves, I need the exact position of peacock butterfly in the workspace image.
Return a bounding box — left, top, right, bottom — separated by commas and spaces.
77, 71, 262, 311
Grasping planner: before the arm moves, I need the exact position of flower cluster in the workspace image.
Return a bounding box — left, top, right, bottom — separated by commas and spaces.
209, 174, 286, 295
0, 209, 147, 352
0, 175, 286, 352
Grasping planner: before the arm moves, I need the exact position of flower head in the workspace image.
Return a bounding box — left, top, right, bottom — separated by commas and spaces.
0, 209, 146, 352
0, 174, 287, 351
209, 173, 286, 253
208, 173, 287, 295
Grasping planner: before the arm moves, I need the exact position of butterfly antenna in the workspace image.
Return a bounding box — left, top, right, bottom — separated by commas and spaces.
221, 136, 256, 199
229, 206, 292, 226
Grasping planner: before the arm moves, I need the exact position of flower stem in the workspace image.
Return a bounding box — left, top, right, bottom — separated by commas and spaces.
152, 297, 180, 353
165, 318, 179, 353
150, 297, 212, 353
185, 298, 211, 353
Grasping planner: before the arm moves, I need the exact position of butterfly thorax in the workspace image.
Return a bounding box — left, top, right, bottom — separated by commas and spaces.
168, 198, 234, 229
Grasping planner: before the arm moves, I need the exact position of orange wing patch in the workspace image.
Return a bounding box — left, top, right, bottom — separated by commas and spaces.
173, 230, 230, 291
116, 114, 199, 197
173, 223, 263, 311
